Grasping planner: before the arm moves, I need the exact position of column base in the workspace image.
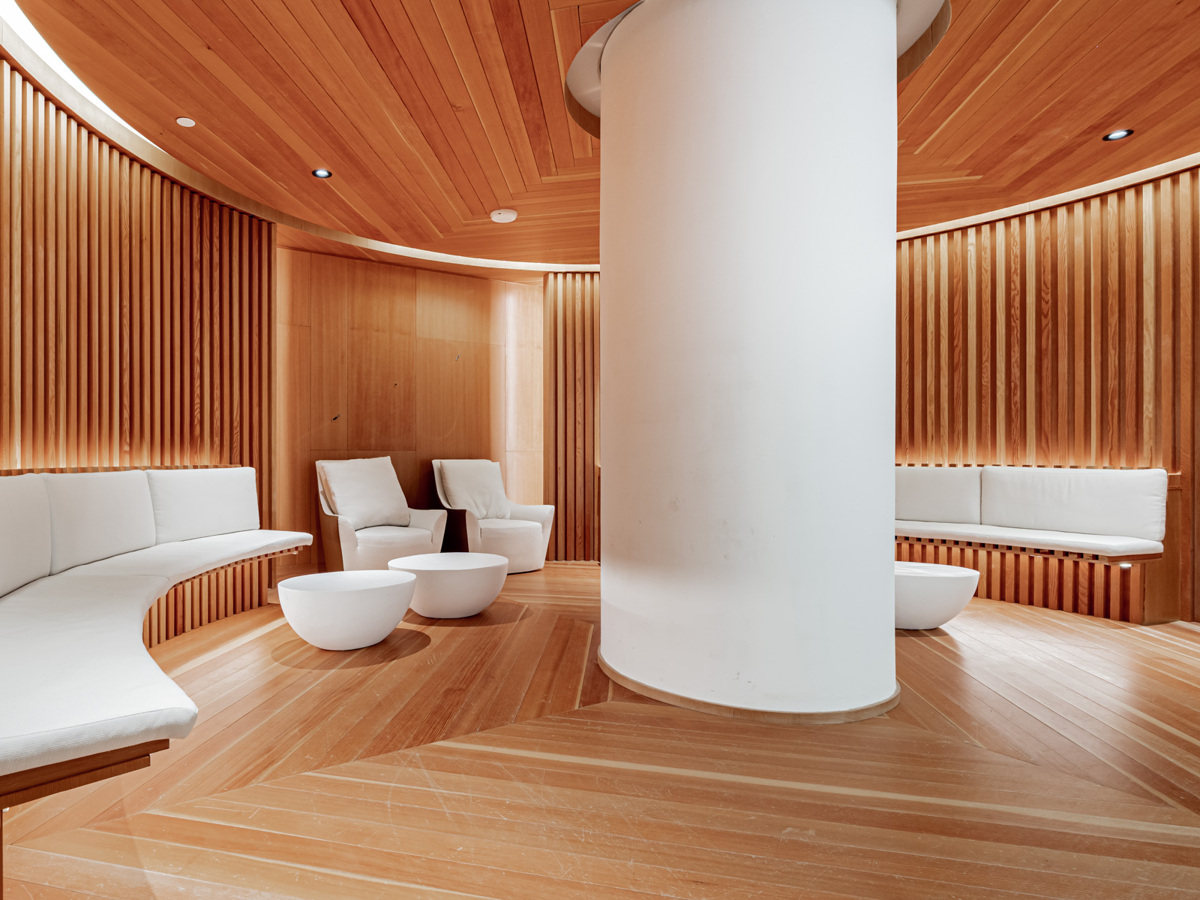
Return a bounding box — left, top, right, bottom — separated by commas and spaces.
599, 653, 901, 725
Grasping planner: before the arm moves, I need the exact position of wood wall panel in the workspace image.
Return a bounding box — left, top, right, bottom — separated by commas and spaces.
543, 272, 599, 561
0, 59, 276, 647
897, 169, 1198, 621
275, 249, 542, 577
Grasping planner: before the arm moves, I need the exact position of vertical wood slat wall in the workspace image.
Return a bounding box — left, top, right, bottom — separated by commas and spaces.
0, 58, 275, 647
896, 170, 1197, 622
543, 273, 600, 561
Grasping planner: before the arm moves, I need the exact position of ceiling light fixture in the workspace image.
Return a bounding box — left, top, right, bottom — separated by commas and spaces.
1102, 128, 1133, 141
312, 168, 333, 179
175, 116, 196, 128
490, 208, 518, 224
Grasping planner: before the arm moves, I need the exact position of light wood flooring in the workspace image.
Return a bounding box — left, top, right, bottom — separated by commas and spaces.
5, 562, 1200, 898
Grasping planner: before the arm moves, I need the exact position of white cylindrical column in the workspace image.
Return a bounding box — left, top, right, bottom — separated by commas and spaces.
600, 0, 898, 716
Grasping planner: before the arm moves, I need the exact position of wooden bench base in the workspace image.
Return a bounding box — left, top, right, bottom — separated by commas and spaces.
0, 740, 169, 810
0, 739, 170, 888
896, 537, 1178, 624
142, 547, 301, 649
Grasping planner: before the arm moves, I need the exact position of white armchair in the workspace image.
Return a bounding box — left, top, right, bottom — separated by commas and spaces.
432, 459, 554, 574
316, 458, 446, 571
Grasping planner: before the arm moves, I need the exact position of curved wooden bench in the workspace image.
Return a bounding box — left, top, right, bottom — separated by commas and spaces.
0, 467, 311, 879
895, 465, 1175, 623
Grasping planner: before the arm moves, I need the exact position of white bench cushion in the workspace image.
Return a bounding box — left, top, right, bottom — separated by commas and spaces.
44, 471, 157, 574
67, 530, 312, 584
895, 466, 981, 524
981, 466, 1167, 541
0, 473, 52, 597
0, 468, 314, 780
317, 458, 411, 529
147, 467, 260, 543
0, 574, 198, 777
896, 520, 1164, 558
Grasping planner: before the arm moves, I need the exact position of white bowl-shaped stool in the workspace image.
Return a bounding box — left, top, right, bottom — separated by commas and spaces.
388, 552, 508, 618
894, 561, 980, 630
278, 570, 416, 650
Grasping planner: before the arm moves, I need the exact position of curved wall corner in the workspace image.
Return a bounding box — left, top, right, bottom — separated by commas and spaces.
598, 0, 899, 717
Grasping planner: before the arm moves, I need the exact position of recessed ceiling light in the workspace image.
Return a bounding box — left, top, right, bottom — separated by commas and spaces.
175, 116, 195, 128
312, 168, 333, 179
1102, 129, 1134, 141
490, 208, 518, 224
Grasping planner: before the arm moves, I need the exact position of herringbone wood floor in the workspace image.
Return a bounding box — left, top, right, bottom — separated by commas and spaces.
4, 563, 1200, 897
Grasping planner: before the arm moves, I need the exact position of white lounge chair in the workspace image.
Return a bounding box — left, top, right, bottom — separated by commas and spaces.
432, 459, 554, 574
316, 458, 446, 570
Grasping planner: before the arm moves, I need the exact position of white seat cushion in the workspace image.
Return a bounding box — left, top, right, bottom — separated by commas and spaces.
895, 520, 1164, 558
147, 467, 261, 543
895, 466, 981, 524
981, 466, 1167, 541
0, 573, 198, 777
438, 459, 511, 519
350, 525, 435, 570
43, 471, 157, 574
0, 473, 52, 597
317, 458, 411, 529
67, 530, 313, 584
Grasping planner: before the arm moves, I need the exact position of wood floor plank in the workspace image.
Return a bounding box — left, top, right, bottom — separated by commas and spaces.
166, 783, 1200, 899
0, 877, 97, 899
8, 563, 1200, 897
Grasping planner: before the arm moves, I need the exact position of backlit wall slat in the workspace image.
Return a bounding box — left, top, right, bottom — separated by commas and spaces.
897, 171, 1197, 622
544, 272, 599, 561
0, 59, 275, 647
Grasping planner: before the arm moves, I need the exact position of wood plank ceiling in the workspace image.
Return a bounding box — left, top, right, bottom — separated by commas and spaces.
10, 0, 1200, 264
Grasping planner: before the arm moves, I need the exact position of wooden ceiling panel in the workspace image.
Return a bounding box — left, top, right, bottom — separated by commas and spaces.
550, 6, 598, 161
11, 0, 1200, 261
896, 0, 1200, 229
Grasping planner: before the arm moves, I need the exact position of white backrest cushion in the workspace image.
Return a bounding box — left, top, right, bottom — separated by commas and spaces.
147, 467, 261, 543
895, 466, 981, 524
0, 473, 52, 595
981, 466, 1168, 540
44, 470, 157, 573
317, 458, 411, 529
437, 459, 511, 520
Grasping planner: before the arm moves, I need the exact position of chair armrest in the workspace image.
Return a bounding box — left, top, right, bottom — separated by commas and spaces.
510, 504, 555, 535
407, 507, 446, 531
407, 507, 448, 552
509, 504, 554, 566
317, 498, 359, 571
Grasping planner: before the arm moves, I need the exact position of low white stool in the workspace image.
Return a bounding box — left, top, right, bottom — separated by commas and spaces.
388, 552, 508, 618
894, 561, 980, 630
278, 570, 416, 650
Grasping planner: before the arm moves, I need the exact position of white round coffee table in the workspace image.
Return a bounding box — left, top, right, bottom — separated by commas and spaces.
894, 561, 980, 630
388, 552, 508, 618
278, 570, 416, 650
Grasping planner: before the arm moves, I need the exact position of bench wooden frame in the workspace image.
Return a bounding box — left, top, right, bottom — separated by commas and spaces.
895, 470, 1184, 625
895, 534, 1178, 624
0, 740, 167, 885
0, 545, 303, 891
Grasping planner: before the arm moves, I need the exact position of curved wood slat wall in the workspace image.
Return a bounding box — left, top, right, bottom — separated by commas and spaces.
0, 57, 275, 647
544, 272, 599, 561
897, 169, 1198, 622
